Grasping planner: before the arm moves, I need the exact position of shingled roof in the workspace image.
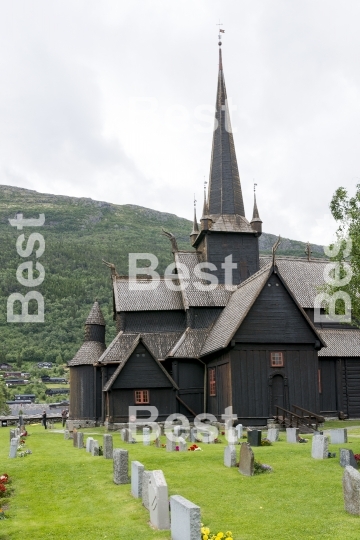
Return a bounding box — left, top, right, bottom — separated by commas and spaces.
318, 329, 360, 357
68, 341, 106, 366
85, 301, 106, 326
168, 327, 210, 358
113, 276, 184, 312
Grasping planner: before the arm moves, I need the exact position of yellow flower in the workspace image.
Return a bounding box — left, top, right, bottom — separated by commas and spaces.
217, 534, 224, 539
201, 527, 210, 535
203, 536, 208, 540
225, 533, 233, 538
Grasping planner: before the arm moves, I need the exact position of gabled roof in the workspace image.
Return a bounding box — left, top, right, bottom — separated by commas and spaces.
103, 336, 179, 392
68, 341, 106, 366
113, 276, 184, 312
97, 331, 140, 364
318, 329, 360, 357
207, 214, 254, 233
85, 301, 106, 326
167, 327, 210, 358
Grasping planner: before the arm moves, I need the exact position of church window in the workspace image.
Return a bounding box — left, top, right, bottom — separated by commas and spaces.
271, 352, 284, 367
209, 368, 216, 396
135, 390, 149, 404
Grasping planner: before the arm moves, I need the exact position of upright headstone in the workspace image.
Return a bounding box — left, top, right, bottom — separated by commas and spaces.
64, 430, 70, 440
286, 427, 299, 443
340, 448, 358, 469
190, 428, 197, 443
113, 449, 130, 485
224, 445, 237, 468
149, 470, 170, 530
142, 470, 151, 510
170, 495, 201, 540
178, 437, 187, 452
239, 442, 254, 476
143, 427, 151, 446
166, 435, 176, 452
10, 429, 16, 441
227, 427, 237, 445
155, 437, 161, 448
343, 466, 360, 515
235, 424, 243, 440
77, 432, 84, 449
86, 437, 94, 452
18, 415, 24, 427
247, 430, 261, 447
131, 461, 145, 498
73, 429, 78, 448
9, 437, 19, 458
121, 429, 126, 442
103, 434, 113, 459
330, 429, 348, 444
91, 440, 99, 456
311, 433, 329, 459
267, 428, 279, 443
174, 426, 181, 439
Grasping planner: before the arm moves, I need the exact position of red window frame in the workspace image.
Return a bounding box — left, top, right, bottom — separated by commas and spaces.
209, 368, 216, 396
135, 390, 149, 404
270, 352, 284, 367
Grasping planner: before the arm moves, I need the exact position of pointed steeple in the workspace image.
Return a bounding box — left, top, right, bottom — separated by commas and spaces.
207, 48, 245, 217
190, 199, 199, 245
250, 186, 262, 236
85, 300, 106, 326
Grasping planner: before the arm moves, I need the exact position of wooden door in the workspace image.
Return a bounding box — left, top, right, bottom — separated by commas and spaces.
271, 375, 284, 414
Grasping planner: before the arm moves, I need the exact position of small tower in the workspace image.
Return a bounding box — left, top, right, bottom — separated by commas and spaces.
84, 300, 106, 344
250, 185, 262, 236
190, 197, 200, 245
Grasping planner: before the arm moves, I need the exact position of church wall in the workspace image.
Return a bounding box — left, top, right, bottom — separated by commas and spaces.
69, 365, 95, 420
107, 388, 177, 423
172, 359, 204, 416
342, 359, 360, 418
111, 346, 173, 389
206, 353, 232, 418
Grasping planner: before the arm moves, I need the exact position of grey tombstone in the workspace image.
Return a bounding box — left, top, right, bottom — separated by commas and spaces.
227, 427, 237, 445
178, 437, 187, 452
19, 415, 24, 427
340, 448, 358, 469
77, 432, 84, 449
170, 495, 201, 540
103, 434, 113, 459
113, 449, 130, 484
286, 427, 299, 443
247, 430, 261, 447
235, 424, 243, 440
73, 429, 78, 447
190, 428, 197, 443
343, 466, 360, 515
143, 427, 151, 446
131, 460, 145, 498
121, 428, 126, 442
311, 433, 329, 459
142, 470, 151, 510
64, 430, 70, 440
239, 442, 254, 476
267, 428, 279, 443
224, 445, 237, 468
10, 429, 16, 441
330, 428, 348, 444
15, 428, 20, 437
9, 437, 19, 458
86, 437, 94, 452
174, 426, 181, 439
91, 440, 99, 456
166, 435, 176, 452
155, 437, 161, 448
148, 470, 170, 530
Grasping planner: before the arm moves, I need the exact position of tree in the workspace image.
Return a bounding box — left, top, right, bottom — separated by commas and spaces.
0, 380, 11, 415
324, 184, 360, 326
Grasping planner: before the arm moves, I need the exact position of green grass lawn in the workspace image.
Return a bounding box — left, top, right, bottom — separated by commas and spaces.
1, 423, 360, 539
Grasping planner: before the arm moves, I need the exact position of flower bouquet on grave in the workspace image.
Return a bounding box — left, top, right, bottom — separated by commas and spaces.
261, 438, 272, 446
0, 474, 13, 499
201, 523, 233, 539
188, 444, 202, 451
354, 454, 360, 463
254, 460, 273, 474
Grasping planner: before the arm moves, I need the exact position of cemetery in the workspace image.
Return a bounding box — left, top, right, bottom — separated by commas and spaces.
2, 421, 360, 538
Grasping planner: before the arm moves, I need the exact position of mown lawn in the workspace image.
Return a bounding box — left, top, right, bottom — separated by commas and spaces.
1, 422, 360, 539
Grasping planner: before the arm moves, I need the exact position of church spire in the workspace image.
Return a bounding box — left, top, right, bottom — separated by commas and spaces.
207, 47, 245, 217
250, 184, 262, 236
190, 196, 199, 245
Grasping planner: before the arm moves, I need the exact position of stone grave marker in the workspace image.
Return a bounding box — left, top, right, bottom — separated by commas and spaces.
239, 442, 254, 476
86, 437, 94, 452
227, 427, 237, 445
77, 432, 84, 449
155, 437, 161, 448
121, 429, 126, 442
224, 445, 237, 468
330, 429, 348, 444
131, 460, 144, 498
9, 437, 19, 458
10, 429, 16, 441
142, 470, 151, 510
73, 428, 78, 447
178, 437, 187, 452
64, 430, 70, 440
143, 427, 151, 446
343, 466, 360, 515
113, 449, 130, 485
170, 495, 201, 540
286, 427, 299, 443
311, 433, 328, 459
103, 434, 113, 459
267, 428, 279, 443
91, 440, 99, 456
190, 428, 197, 443
174, 426, 181, 439
166, 435, 176, 452
247, 430, 261, 447
340, 448, 358, 469
235, 424, 243, 440
148, 470, 170, 530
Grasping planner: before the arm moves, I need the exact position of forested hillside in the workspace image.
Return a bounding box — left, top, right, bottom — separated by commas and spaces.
0, 185, 325, 366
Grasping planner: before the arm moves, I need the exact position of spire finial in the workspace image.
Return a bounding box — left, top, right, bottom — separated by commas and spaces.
190, 194, 199, 241
202, 180, 208, 216
305, 242, 312, 261
254, 182, 257, 193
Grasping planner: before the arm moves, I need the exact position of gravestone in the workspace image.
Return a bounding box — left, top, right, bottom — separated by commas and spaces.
73, 429, 78, 447
77, 432, 84, 449
174, 426, 181, 439
235, 424, 243, 440
131, 460, 144, 498
166, 435, 176, 452
247, 430, 261, 447
239, 442, 254, 476
86, 437, 94, 452
227, 427, 237, 445
121, 429, 126, 442
178, 437, 187, 452
10, 429, 16, 441
148, 470, 170, 530
286, 427, 299, 443
170, 495, 201, 540
267, 428, 279, 443
103, 434, 113, 459
9, 437, 19, 458
91, 440, 99, 456
64, 430, 70, 440
343, 466, 360, 515
155, 437, 161, 448
224, 445, 237, 468
340, 448, 358, 469
142, 470, 151, 510
18, 415, 24, 427
143, 427, 151, 446
311, 433, 329, 459
190, 428, 197, 443
330, 429, 348, 444
113, 449, 130, 484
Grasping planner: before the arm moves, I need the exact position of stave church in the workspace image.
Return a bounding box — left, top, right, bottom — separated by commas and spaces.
68, 44, 360, 427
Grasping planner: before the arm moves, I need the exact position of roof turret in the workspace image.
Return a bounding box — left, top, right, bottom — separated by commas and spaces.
85, 300, 106, 326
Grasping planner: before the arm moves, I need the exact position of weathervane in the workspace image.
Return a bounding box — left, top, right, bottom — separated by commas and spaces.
216, 20, 225, 46
305, 242, 312, 262
254, 182, 257, 193
194, 193, 197, 208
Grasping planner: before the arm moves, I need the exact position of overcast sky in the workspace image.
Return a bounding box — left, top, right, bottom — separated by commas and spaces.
1, 0, 359, 246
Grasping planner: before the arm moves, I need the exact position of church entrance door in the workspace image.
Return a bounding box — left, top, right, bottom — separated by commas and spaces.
271, 375, 284, 414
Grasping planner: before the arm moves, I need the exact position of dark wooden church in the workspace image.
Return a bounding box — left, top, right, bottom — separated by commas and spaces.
68, 47, 360, 427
